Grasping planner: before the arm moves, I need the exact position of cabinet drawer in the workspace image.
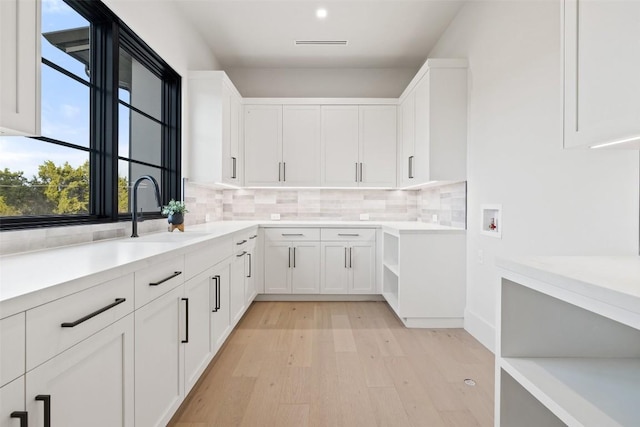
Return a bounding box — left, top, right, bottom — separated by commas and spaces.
321, 228, 376, 242
264, 228, 320, 241
26, 274, 134, 371
184, 236, 232, 280
135, 256, 185, 308
0, 313, 25, 387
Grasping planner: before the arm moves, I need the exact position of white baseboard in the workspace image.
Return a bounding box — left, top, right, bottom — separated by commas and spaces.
254, 294, 385, 302
464, 308, 495, 353
403, 317, 464, 328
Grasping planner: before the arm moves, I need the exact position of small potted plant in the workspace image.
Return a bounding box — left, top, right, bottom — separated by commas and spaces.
161, 199, 188, 229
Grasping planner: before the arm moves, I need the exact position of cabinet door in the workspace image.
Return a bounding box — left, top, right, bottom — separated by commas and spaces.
349, 242, 376, 294
229, 93, 242, 184
244, 105, 283, 186
26, 315, 134, 427
264, 241, 292, 293
359, 106, 397, 188
320, 243, 349, 294
229, 253, 247, 326
282, 105, 321, 186
400, 91, 416, 187
321, 106, 360, 186
414, 73, 430, 182
184, 271, 213, 394
135, 286, 184, 427
245, 249, 257, 304
0, 0, 40, 136
1, 378, 24, 427
211, 264, 231, 353
291, 242, 321, 294
563, 0, 640, 148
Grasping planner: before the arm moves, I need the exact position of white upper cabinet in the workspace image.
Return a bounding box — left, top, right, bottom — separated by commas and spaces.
321, 106, 361, 186
562, 0, 640, 149
359, 106, 397, 188
321, 105, 397, 187
188, 71, 243, 185
244, 105, 283, 186
0, 0, 40, 136
282, 105, 321, 186
398, 59, 467, 185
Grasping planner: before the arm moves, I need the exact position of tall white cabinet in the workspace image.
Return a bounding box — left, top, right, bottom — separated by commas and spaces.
397, 59, 468, 185
321, 106, 361, 186
188, 71, 243, 185
562, 0, 640, 149
244, 105, 283, 186
0, 0, 40, 136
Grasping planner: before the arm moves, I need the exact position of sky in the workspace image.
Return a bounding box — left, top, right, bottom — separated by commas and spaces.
0, 0, 130, 179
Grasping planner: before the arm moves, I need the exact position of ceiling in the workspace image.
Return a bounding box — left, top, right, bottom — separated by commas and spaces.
173, 0, 466, 96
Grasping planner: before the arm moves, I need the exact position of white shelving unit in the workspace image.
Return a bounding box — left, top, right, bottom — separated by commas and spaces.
381, 228, 465, 328
497, 257, 640, 427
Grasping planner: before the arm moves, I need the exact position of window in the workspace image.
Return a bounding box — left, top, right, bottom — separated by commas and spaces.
0, 0, 181, 229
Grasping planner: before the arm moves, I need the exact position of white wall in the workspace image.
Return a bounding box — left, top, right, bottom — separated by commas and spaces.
101, 0, 221, 178
226, 67, 417, 98
429, 0, 639, 351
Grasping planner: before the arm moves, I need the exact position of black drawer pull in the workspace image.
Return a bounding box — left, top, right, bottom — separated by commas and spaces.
149, 271, 182, 286
182, 298, 189, 344
281, 233, 303, 236
35, 395, 51, 427
237, 251, 247, 257
236, 240, 247, 245
338, 233, 360, 237
61, 298, 126, 328
10, 411, 28, 427
249, 235, 257, 239
212, 276, 220, 312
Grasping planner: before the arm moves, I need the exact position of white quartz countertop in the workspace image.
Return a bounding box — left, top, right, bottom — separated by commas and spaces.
0, 220, 461, 317
496, 256, 640, 315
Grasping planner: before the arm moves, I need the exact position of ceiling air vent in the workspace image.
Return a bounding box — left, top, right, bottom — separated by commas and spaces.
294, 40, 348, 46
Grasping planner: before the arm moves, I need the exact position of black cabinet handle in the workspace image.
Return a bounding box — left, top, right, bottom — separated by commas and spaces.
211, 276, 219, 312
355, 163, 358, 182
349, 247, 353, 268
236, 251, 247, 257
409, 156, 414, 179
359, 163, 363, 182
249, 235, 257, 239
283, 162, 286, 181
344, 247, 348, 268
281, 233, 303, 236
236, 240, 247, 245
278, 162, 282, 181
338, 233, 360, 237
288, 247, 292, 268
35, 395, 50, 427
216, 275, 221, 311
10, 411, 28, 427
181, 298, 189, 343
61, 298, 126, 328
293, 247, 296, 268
149, 271, 182, 286
231, 157, 237, 179
247, 253, 252, 278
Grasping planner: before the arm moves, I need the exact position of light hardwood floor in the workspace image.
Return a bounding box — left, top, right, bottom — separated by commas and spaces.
169, 301, 494, 427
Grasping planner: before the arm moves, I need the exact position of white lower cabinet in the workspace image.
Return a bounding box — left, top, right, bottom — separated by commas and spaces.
135, 286, 185, 427
1, 377, 25, 427
245, 247, 257, 305
26, 314, 134, 427
211, 264, 231, 353
229, 251, 247, 327
264, 239, 320, 294
184, 270, 213, 394
320, 230, 376, 294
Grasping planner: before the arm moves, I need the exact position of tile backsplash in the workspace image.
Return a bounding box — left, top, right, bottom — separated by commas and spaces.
0, 182, 466, 255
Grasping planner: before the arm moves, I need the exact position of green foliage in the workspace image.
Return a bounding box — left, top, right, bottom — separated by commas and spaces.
161, 199, 188, 216
0, 161, 132, 217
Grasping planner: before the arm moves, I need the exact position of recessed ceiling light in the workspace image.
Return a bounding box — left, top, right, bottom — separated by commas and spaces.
316, 8, 328, 19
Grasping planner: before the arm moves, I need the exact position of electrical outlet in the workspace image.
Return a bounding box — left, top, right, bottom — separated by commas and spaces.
478, 249, 484, 265
432, 214, 438, 223
360, 213, 370, 221
205, 213, 211, 222
271, 213, 281, 220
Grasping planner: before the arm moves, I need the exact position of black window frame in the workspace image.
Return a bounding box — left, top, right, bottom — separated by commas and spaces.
0, 0, 181, 230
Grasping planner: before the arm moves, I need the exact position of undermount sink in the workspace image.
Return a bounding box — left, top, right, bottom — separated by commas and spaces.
122, 231, 211, 243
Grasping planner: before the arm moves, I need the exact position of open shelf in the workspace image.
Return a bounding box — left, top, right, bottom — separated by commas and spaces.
383, 262, 399, 277
382, 232, 399, 267
382, 266, 399, 312
502, 357, 640, 427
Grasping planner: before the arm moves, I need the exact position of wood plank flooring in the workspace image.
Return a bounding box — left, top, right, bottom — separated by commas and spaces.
169, 301, 494, 427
